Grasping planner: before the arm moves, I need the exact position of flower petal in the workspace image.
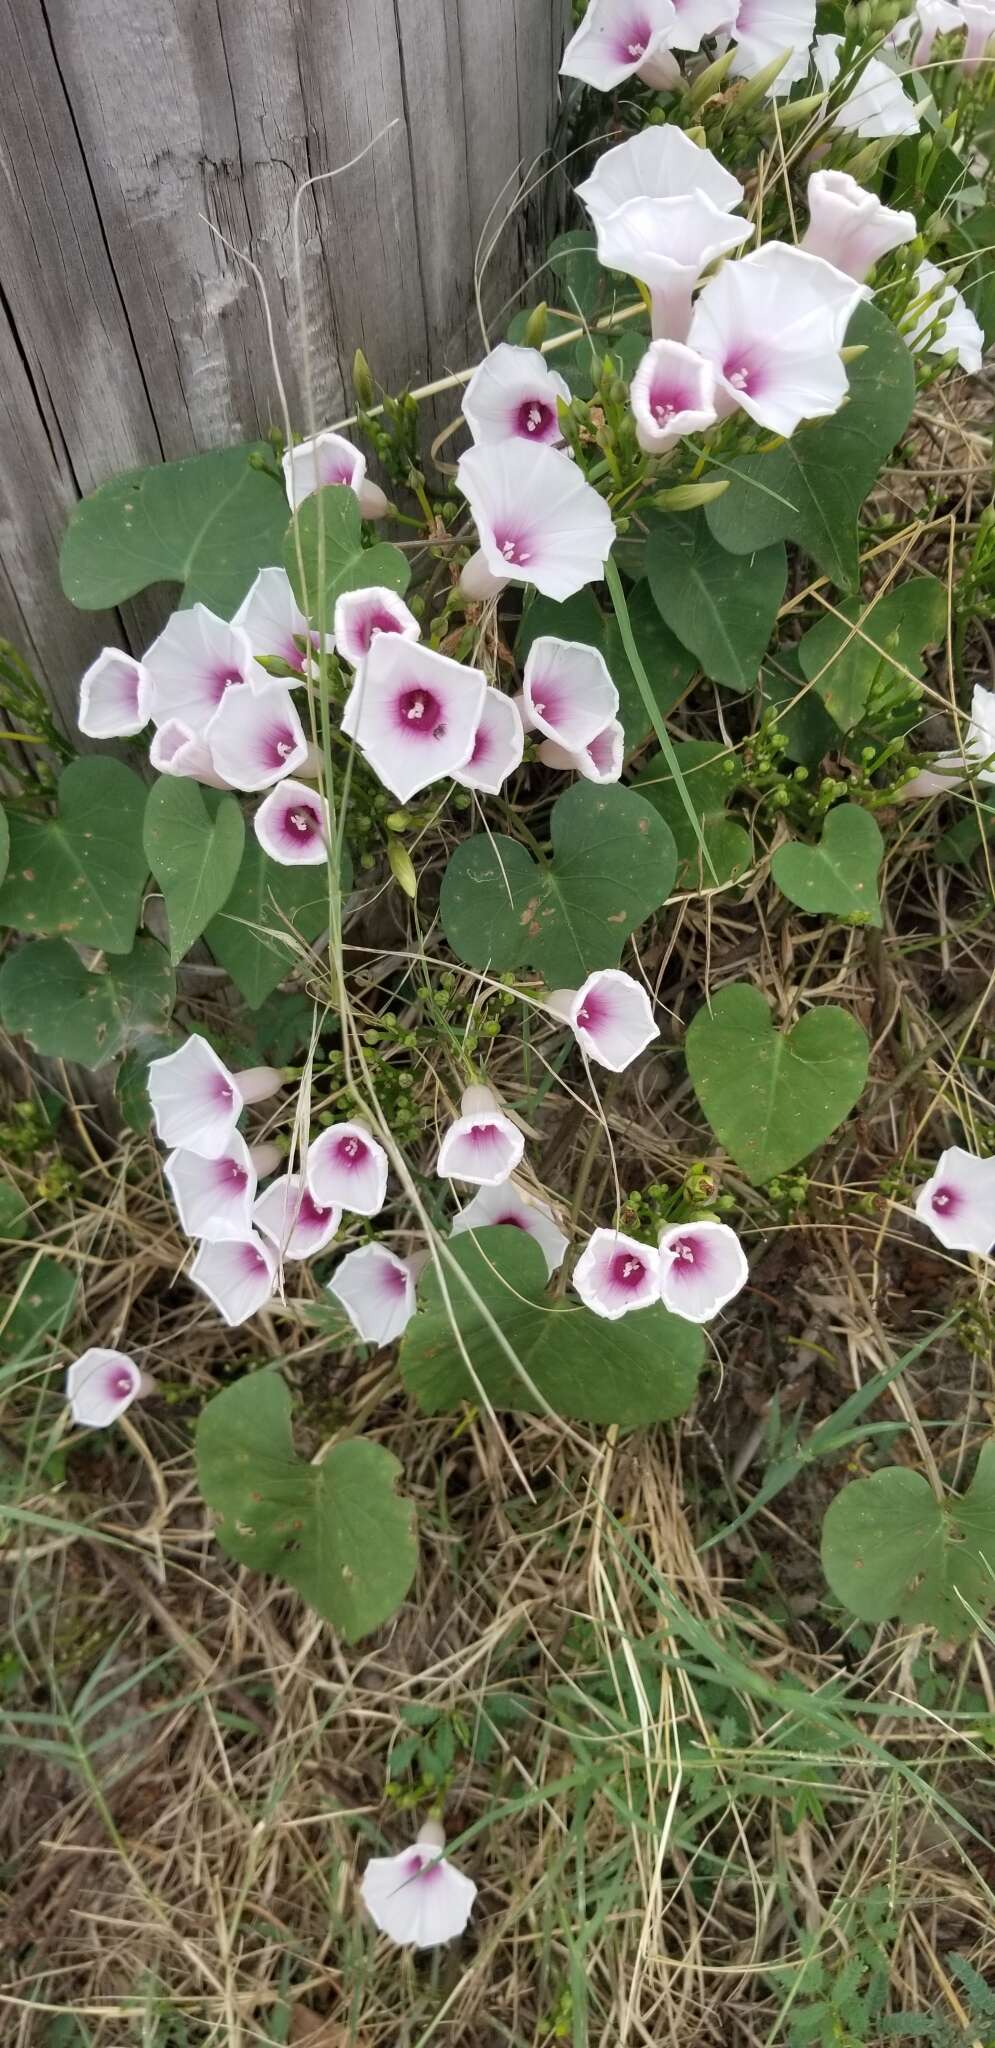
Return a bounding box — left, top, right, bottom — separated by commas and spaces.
253, 1172, 341, 1259
572, 1228, 660, 1319
254, 779, 330, 865
343, 637, 487, 803
436, 1111, 525, 1186
914, 1147, 995, 1255
78, 649, 152, 739
306, 1123, 389, 1216
522, 636, 619, 751
205, 682, 309, 792
454, 689, 525, 794
462, 343, 571, 446
327, 1243, 417, 1345
164, 1136, 257, 1241
148, 1036, 242, 1158
658, 1219, 748, 1321
189, 1234, 277, 1325
66, 1349, 142, 1429
333, 586, 421, 668
568, 968, 659, 1072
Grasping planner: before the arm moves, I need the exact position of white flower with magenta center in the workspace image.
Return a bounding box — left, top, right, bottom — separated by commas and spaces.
914, 1146, 995, 1255
550, 968, 659, 1072
560, 0, 680, 89
328, 1243, 419, 1346
334, 586, 420, 669
66, 1349, 144, 1429
522, 636, 619, 752
630, 338, 717, 451
282, 430, 388, 520
801, 171, 916, 282
462, 344, 571, 447
78, 649, 152, 740
189, 1234, 277, 1326
451, 1181, 570, 1275
205, 681, 309, 793
687, 242, 868, 437
254, 779, 330, 866
457, 442, 616, 604
147, 1037, 281, 1159
573, 1228, 661, 1319
164, 1134, 259, 1242
361, 1819, 476, 1949
341, 637, 486, 804
253, 1173, 341, 1260
144, 605, 268, 733
306, 1122, 389, 1217
658, 1219, 748, 1322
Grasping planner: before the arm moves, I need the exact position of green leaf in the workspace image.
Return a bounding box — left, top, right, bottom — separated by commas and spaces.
634, 742, 752, 889
439, 780, 677, 984
2, 1257, 76, 1361
517, 583, 694, 748
685, 982, 869, 1183
822, 1444, 995, 1642
0, 937, 175, 1068
936, 802, 995, 867
283, 485, 409, 623
705, 305, 916, 589
761, 652, 840, 769
771, 804, 884, 926
0, 804, 8, 888
196, 1371, 417, 1641
0, 1181, 27, 1242
548, 228, 618, 320
0, 759, 148, 954
60, 444, 290, 614
645, 510, 786, 690
399, 1228, 704, 1426
143, 779, 245, 964
204, 835, 348, 1009
797, 578, 946, 732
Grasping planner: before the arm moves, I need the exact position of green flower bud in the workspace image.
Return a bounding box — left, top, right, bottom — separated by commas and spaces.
524, 302, 549, 349
352, 348, 376, 409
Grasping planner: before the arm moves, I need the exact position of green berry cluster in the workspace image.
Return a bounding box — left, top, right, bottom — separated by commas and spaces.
765, 1171, 810, 1218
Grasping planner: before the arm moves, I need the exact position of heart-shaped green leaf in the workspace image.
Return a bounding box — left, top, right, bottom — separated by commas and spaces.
439, 781, 677, 985
204, 836, 350, 1009
283, 486, 409, 624
797, 577, 946, 732
645, 510, 787, 691
196, 1371, 418, 1641
517, 581, 695, 748
1, 1257, 77, 1362
116, 1032, 183, 1130
0, 759, 148, 954
0, 1181, 28, 1242
400, 1228, 703, 1426
0, 937, 175, 1068
635, 742, 752, 889
822, 1444, 995, 1643
60, 444, 290, 614
761, 651, 840, 769
685, 982, 869, 1183
705, 305, 915, 590
143, 778, 246, 965
772, 804, 884, 926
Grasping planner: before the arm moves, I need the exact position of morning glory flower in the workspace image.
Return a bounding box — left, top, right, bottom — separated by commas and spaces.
572, 1229, 661, 1319
233, 567, 325, 676
801, 171, 916, 282
361, 1818, 476, 1949
148, 719, 230, 789
163, 1134, 263, 1242
253, 1173, 341, 1260
144, 605, 269, 733
333, 586, 420, 669
462, 344, 571, 446
560, 0, 680, 89
148, 1037, 282, 1159
730, 0, 817, 91
453, 689, 525, 795
813, 34, 920, 136
687, 242, 868, 437
205, 680, 309, 792
437, 1086, 525, 1186
282, 430, 388, 519
658, 1219, 748, 1321
594, 193, 753, 341
889, 0, 962, 64
537, 720, 625, 784
522, 636, 619, 751
306, 1122, 389, 1217
66, 1350, 145, 1429
906, 684, 995, 794
577, 125, 744, 225
189, 1234, 277, 1325
630, 338, 717, 451
548, 968, 659, 1072
456, 442, 616, 604
959, 0, 995, 69
253, 778, 331, 865
327, 1242, 419, 1345
914, 1147, 995, 1255
78, 649, 152, 739
341, 637, 486, 803
451, 1181, 570, 1275
905, 260, 984, 374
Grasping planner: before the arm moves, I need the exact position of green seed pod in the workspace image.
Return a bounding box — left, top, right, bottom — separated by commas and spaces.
652, 478, 730, 510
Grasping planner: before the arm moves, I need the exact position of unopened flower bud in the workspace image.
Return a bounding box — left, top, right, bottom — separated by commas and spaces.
524, 301, 549, 349
352, 349, 376, 409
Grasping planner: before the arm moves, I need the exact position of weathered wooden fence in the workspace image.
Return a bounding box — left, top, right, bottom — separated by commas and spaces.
0, 0, 570, 730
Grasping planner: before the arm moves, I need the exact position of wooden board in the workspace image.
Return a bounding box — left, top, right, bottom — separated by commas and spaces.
0, 0, 569, 732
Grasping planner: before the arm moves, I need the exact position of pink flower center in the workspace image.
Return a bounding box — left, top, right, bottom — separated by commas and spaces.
321, 458, 357, 486
283, 637, 306, 672
516, 398, 555, 439
359, 608, 405, 653
212, 1075, 236, 1110
650, 378, 696, 425
210, 665, 245, 703
338, 1136, 368, 1167
931, 1185, 960, 1215
722, 347, 766, 398
260, 721, 300, 769
288, 804, 319, 839
614, 16, 652, 58
219, 1159, 249, 1194
382, 1258, 409, 1297
109, 1367, 134, 1400
496, 1211, 527, 1229
241, 1245, 269, 1278
610, 1251, 648, 1291
668, 1233, 704, 1272
396, 685, 446, 741
404, 1848, 443, 1881
495, 526, 533, 568
299, 1191, 333, 1228
576, 990, 607, 1032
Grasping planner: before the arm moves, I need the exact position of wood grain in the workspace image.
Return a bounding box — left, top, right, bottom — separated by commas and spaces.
0, 0, 569, 732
